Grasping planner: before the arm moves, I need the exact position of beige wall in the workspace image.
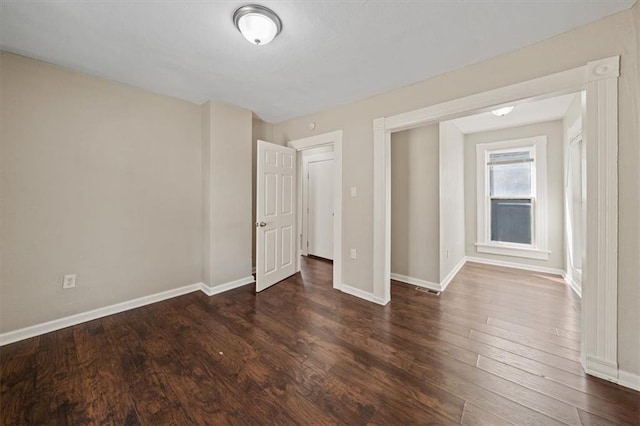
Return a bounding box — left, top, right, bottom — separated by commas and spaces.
272, 7, 640, 375
464, 121, 565, 270
439, 122, 466, 282
201, 103, 212, 286
0, 53, 202, 332
390, 125, 439, 284
202, 101, 253, 287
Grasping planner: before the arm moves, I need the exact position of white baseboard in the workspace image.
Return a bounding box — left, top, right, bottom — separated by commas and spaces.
390, 273, 441, 292
562, 272, 582, 298
341, 284, 389, 306
618, 369, 640, 392
0, 274, 256, 347
200, 276, 255, 296
440, 257, 467, 291
582, 356, 640, 392
465, 256, 564, 276
0, 282, 203, 346
584, 355, 620, 383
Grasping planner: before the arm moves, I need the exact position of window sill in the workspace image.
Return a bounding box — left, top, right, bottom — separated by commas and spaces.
475, 243, 550, 260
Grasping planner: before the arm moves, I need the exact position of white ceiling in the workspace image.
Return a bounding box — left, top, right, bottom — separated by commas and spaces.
0, 1, 634, 123
450, 93, 579, 134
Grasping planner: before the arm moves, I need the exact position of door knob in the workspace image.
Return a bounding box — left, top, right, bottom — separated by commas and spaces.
257, 221, 267, 227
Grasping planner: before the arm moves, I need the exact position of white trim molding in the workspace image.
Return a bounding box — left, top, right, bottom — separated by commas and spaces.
617, 369, 640, 392
0, 282, 203, 346
392, 255, 466, 293
373, 56, 620, 384
563, 270, 582, 298
440, 257, 467, 291
475, 244, 550, 260
0, 274, 257, 346
341, 284, 387, 305
582, 56, 619, 383
289, 130, 343, 292
585, 355, 620, 383
373, 117, 392, 305
465, 256, 564, 277
200, 276, 255, 297
390, 273, 442, 292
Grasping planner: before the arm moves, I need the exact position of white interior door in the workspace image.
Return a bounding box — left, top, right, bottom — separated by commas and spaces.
308, 159, 334, 260
256, 140, 297, 292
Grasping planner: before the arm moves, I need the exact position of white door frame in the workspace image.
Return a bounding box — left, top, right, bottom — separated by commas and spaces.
302, 151, 335, 257
288, 131, 343, 290
373, 57, 620, 383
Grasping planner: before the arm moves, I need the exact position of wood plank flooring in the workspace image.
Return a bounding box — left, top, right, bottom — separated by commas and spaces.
1, 258, 638, 425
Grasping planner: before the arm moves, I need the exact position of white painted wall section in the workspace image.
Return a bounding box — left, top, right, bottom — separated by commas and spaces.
439, 121, 466, 283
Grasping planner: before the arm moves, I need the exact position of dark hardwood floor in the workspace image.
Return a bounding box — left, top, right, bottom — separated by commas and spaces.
1, 258, 638, 425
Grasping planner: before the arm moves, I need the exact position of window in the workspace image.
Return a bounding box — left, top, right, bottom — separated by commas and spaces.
476, 136, 549, 260
489, 149, 533, 245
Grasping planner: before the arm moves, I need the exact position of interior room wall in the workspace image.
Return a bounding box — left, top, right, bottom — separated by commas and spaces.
463, 120, 565, 270
202, 101, 253, 287
390, 125, 440, 284
0, 52, 202, 332
251, 118, 274, 269
271, 6, 640, 376
562, 93, 585, 292
439, 121, 466, 282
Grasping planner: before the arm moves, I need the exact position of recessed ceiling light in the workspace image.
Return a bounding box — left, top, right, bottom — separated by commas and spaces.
491, 106, 515, 117
233, 4, 282, 46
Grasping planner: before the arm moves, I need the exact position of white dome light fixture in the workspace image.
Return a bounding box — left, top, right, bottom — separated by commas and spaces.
233, 4, 282, 46
491, 106, 515, 117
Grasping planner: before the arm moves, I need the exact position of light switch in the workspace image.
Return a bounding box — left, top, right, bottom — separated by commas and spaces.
350, 186, 358, 198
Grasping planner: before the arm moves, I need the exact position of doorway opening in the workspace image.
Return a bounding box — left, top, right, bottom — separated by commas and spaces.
289, 131, 343, 291
375, 56, 620, 382
389, 91, 586, 369
302, 146, 335, 262
389, 92, 585, 290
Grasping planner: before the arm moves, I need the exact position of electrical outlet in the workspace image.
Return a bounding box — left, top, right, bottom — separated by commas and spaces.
446, 249, 450, 259
350, 186, 358, 198
62, 274, 76, 289
350, 248, 357, 259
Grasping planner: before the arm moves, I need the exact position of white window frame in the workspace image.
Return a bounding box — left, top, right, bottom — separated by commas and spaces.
475, 136, 549, 260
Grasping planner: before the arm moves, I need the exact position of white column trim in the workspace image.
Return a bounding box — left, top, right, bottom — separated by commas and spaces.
582, 56, 619, 380
373, 118, 391, 304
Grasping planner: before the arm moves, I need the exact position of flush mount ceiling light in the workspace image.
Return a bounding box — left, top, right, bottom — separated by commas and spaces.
491, 106, 515, 117
233, 4, 282, 46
